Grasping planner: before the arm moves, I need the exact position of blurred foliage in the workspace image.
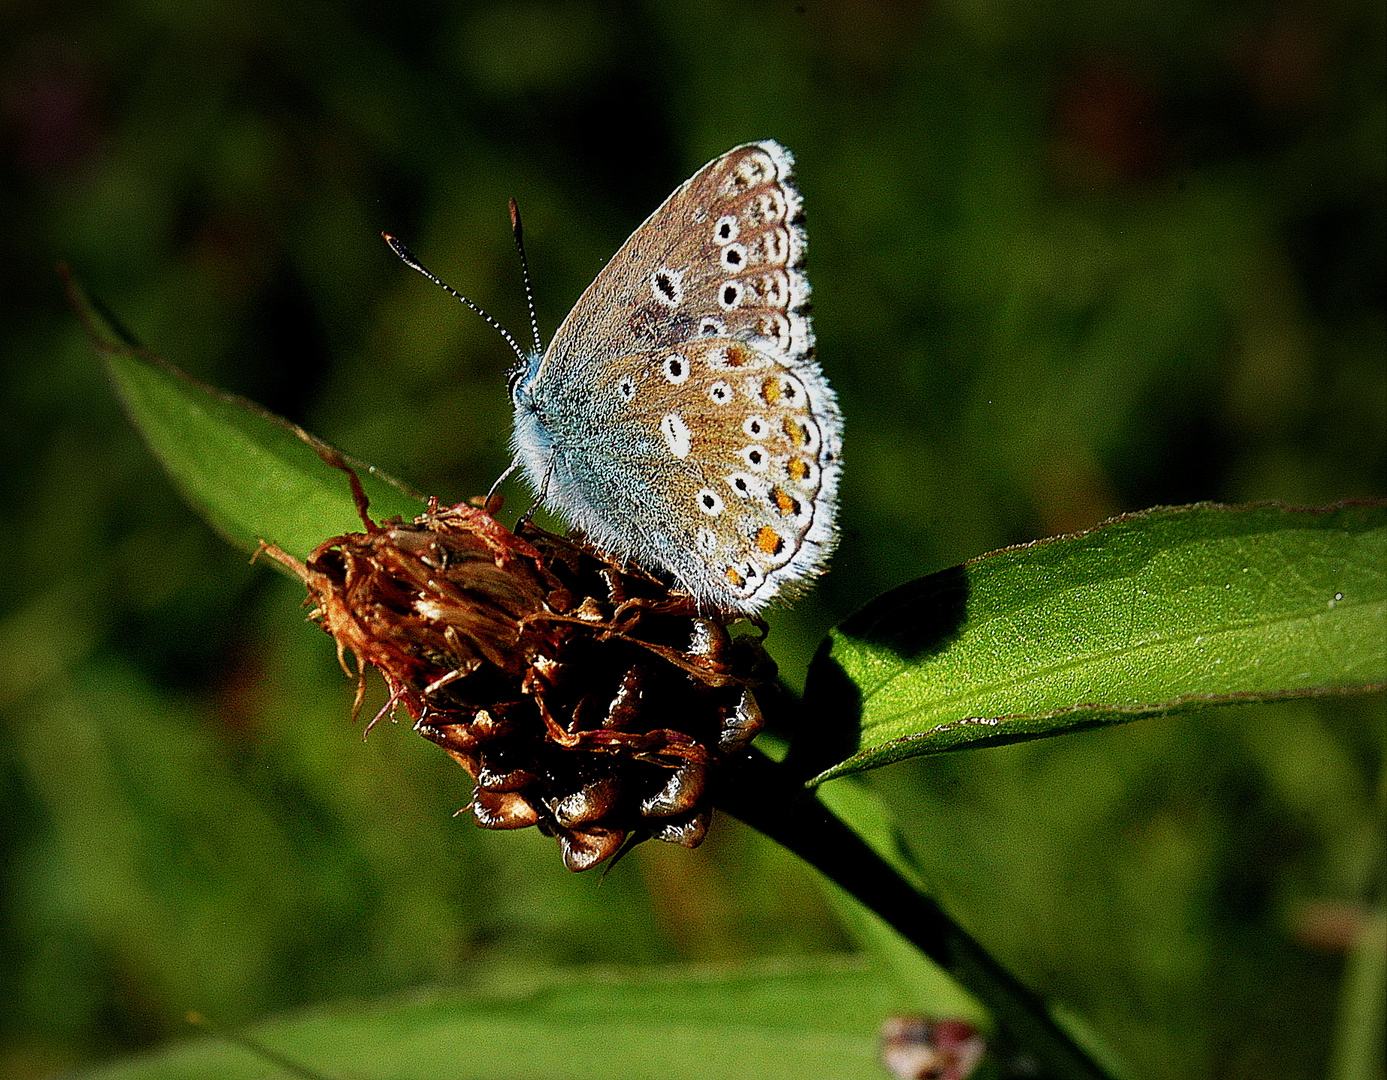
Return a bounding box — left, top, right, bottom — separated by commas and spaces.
0, 0, 1382, 1078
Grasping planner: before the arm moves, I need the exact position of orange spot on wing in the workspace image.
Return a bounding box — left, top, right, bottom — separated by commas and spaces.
771, 487, 800, 516
721, 342, 753, 367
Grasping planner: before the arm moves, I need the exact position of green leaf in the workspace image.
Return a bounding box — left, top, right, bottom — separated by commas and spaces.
803, 502, 1387, 783
70, 959, 911, 1080
70, 273, 426, 564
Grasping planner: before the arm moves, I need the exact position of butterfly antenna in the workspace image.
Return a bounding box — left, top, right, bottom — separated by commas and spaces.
508, 198, 544, 356
382, 233, 529, 367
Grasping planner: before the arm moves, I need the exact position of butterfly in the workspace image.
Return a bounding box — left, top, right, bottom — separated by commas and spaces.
393, 141, 842, 614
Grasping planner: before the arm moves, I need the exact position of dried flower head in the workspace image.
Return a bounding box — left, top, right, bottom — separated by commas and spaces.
262, 493, 773, 871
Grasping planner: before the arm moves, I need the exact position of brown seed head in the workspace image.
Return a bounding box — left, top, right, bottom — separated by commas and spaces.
262, 498, 773, 870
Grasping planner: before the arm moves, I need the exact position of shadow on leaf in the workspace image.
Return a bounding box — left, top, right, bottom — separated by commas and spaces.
787, 564, 970, 782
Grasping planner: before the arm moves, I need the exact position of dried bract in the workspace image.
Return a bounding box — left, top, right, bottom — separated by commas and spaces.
263, 499, 773, 870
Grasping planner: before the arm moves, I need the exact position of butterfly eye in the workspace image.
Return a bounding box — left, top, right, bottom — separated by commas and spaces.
756, 314, 790, 351
707, 381, 734, 404
698, 316, 726, 337
750, 188, 787, 222
724, 560, 764, 591
719, 243, 747, 270
753, 526, 785, 557
785, 456, 819, 486
767, 485, 804, 520
725, 472, 766, 500
508, 356, 539, 401
718, 281, 744, 310
713, 215, 739, 243
758, 373, 804, 406
743, 416, 768, 439
782, 415, 820, 452
729, 151, 774, 190
748, 271, 789, 307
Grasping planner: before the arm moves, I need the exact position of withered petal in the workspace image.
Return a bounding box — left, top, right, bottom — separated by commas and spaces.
559, 825, 627, 872
650, 809, 711, 849
639, 761, 708, 818
553, 776, 624, 827
472, 789, 541, 830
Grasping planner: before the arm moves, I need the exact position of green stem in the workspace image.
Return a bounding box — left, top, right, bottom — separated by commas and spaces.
715, 746, 1116, 1080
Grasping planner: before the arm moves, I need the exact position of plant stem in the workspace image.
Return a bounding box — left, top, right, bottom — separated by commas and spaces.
715, 746, 1117, 1080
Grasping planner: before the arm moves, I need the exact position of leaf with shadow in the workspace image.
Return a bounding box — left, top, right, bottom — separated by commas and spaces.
795, 502, 1387, 784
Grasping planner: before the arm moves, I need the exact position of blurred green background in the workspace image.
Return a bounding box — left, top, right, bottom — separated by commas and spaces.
2, 0, 1383, 1077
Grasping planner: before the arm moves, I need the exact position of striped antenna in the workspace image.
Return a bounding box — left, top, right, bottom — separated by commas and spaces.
382, 233, 529, 366
508, 199, 544, 356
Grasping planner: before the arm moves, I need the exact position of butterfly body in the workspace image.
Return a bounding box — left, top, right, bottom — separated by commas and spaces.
510, 140, 842, 614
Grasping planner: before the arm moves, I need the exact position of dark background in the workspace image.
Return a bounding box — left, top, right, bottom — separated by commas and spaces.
1, 1, 1382, 1077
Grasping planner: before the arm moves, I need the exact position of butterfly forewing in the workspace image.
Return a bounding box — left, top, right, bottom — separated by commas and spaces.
544, 142, 812, 372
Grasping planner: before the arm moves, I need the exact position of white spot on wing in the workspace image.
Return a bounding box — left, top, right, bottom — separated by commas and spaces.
651, 267, 685, 307
740, 445, 769, 472
725, 472, 766, 499
660, 412, 692, 458
662, 353, 691, 384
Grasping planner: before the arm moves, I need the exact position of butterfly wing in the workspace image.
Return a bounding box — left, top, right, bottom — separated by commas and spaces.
543, 140, 815, 369
513, 141, 841, 612
596, 336, 841, 610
